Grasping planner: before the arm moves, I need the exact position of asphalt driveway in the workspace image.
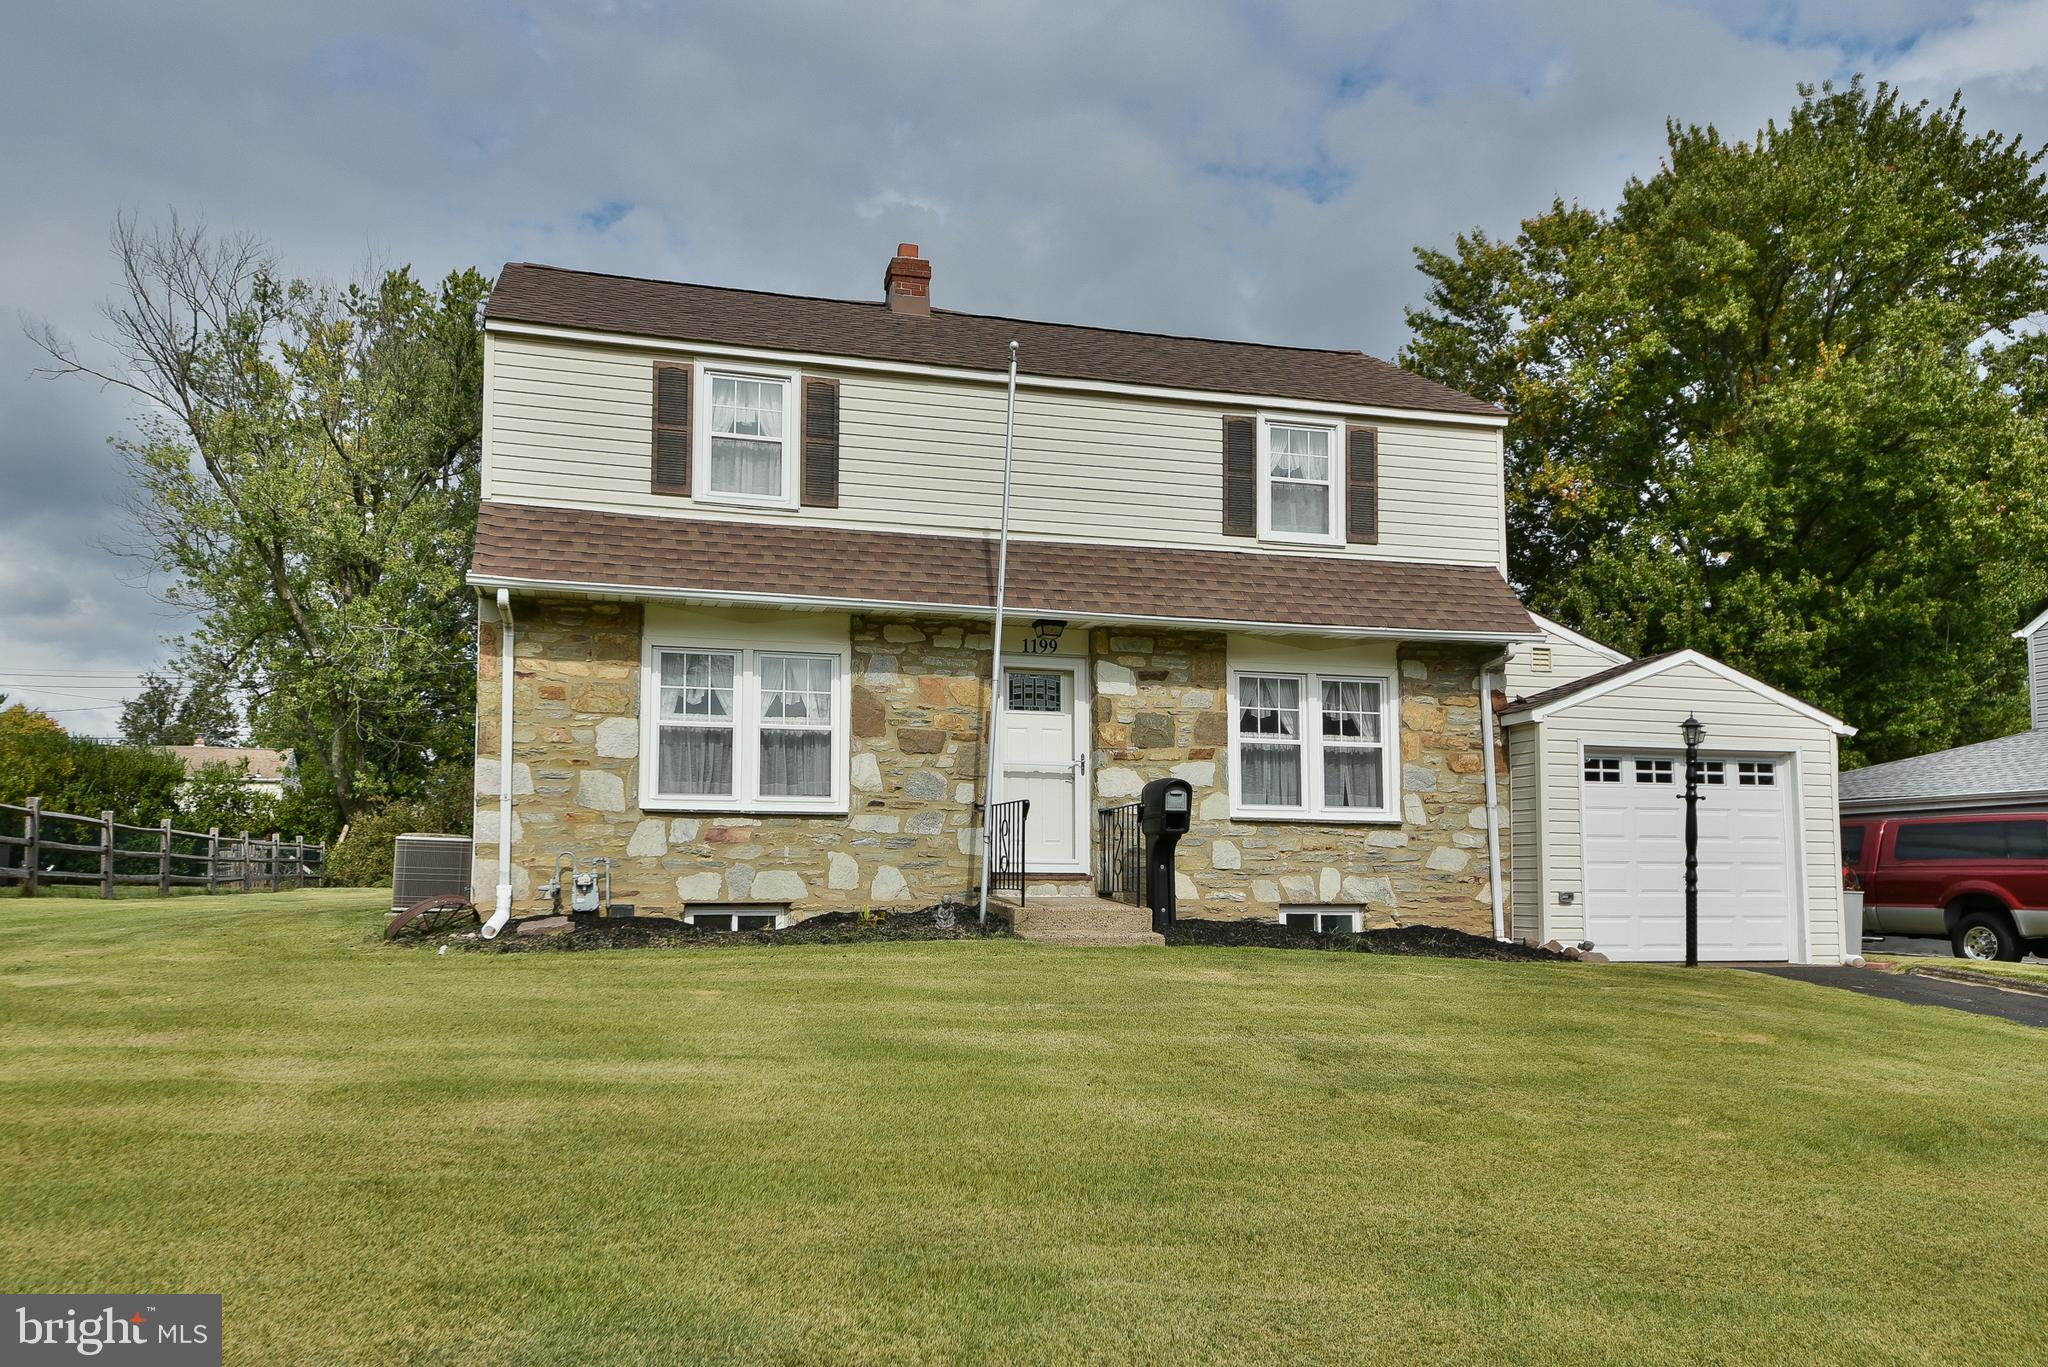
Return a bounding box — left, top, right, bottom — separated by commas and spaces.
1745, 965, 2048, 1029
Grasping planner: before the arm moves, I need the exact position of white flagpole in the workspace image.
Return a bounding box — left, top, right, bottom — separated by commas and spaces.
976, 340, 1020, 926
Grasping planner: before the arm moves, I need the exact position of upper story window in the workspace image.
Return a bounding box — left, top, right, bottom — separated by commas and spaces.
1230, 670, 1395, 821
700, 366, 797, 508
1257, 415, 1343, 546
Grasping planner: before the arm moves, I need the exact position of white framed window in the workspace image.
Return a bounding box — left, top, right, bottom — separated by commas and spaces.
1699, 760, 1726, 785
1584, 756, 1622, 783
1257, 413, 1343, 546
642, 642, 848, 813
1230, 670, 1395, 821
1635, 758, 1675, 785
686, 907, 786, 932
1282, 906, 1362, 934
697, 365, 798, 508
1738, 761, 1776, 787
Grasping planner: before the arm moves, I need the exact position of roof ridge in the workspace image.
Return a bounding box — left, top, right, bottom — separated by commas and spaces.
501, 261, 1388, 363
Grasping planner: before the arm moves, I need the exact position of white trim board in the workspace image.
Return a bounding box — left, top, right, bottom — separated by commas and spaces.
1501, 649, 1856, 737
485, 319, 1511, 430
468, 572, 1543, 645
1526, 612, 1628, 664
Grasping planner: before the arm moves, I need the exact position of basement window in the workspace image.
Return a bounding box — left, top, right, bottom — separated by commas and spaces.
1282, 906, 1362, 934
685, 906, 785, 933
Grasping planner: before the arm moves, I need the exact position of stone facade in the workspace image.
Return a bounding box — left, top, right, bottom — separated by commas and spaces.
474, 599, 991, 915
475, 599, 1505, 931
1088, 631, 1503, 933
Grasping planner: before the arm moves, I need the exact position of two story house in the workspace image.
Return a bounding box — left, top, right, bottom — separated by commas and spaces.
466, 245, 1539, 936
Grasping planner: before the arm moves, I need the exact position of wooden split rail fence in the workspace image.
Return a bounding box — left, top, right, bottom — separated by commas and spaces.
0, 797, 326, 898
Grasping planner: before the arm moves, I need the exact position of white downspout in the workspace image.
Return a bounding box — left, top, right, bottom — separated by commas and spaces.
483, 587, 516, 938
1479, 660, 1507, 941
975, 340, 1021, 927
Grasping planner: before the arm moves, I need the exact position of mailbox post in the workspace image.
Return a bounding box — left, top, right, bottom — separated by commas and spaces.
1138, 777, 1193, 932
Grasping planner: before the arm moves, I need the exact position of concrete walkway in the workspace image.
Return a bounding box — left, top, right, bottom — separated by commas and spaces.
1743, 965, 2048, 1029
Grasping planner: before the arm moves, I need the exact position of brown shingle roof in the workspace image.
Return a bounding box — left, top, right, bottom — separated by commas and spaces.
486, 263, 1502, 419
1502, 652, 1678, 713
471, 502, 1534, 639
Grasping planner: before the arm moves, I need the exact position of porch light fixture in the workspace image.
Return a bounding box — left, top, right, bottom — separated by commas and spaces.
1679, 714, 1706, 967
1030, 618, 1068, 651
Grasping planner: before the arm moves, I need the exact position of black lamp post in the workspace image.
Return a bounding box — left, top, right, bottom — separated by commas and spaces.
1680, 713, 1706, 968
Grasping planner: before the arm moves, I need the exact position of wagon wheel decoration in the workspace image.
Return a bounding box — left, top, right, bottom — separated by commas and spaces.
386, 894, 480, 941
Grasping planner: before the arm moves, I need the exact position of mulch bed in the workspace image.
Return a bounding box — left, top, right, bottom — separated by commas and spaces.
433, 905, 1012, 954
1164, 918, 1573, 962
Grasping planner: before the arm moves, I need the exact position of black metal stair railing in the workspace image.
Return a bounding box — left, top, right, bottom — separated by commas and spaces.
986, 799, 1030, 905
1095, 802, 1143, 905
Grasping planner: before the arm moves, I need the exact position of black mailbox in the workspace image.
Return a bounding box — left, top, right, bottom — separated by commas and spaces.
1138, 777, 1194, 931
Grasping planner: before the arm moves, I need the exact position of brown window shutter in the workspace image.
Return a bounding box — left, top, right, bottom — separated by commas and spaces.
651, 362, 692, 495
1346, 425, 1379, 544
801, 376, 840, 508
1222, 415, 1256, 537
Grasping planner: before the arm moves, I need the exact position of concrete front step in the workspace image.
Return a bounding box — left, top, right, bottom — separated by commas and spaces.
989, 891, 1164, 947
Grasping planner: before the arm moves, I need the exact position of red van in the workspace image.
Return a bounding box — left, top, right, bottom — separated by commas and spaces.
1842, 813, 2048, 961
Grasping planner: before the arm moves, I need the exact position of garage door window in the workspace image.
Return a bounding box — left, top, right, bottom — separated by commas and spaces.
1635, 758, 1674, 784
1584, 756, 1622, 783
1700, 761, 1726, 785
1737, 761, 1776, 786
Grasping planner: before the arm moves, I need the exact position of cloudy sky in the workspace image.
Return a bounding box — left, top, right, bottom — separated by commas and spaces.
2, 0, 2045, 734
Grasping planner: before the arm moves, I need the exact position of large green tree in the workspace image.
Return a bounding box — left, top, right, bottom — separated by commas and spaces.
1403, 81, 2048, 764
33, 215, 488, 828
119, 669, 241, 747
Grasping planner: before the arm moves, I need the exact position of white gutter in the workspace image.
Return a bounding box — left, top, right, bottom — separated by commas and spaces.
464, 572, 1541, 646
1479, 660, 1507, 941
975, 341, 1021, 928
483, 588, 516, 939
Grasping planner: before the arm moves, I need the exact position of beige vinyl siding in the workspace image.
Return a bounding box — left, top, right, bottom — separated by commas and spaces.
1507, 722, 1543, 941
482, 333, 1507, 568
1525, 659, 1844, 963
1503, 623, 1626, 699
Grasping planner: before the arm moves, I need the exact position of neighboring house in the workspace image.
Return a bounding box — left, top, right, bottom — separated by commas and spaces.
1499, 619, 1855, 963
1839, 611, 2048, 817
162, 744, 294, 793
467, 245, 1535, 935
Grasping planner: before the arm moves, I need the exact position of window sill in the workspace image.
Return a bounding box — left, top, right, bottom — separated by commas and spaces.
1256, 531, 1344, 550
640, 797, 850, 817
692, 493, 801, 514
1227, 807, 1403, 826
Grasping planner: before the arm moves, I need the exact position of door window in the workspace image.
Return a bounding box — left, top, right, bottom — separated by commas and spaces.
1007, 671, 1064, 713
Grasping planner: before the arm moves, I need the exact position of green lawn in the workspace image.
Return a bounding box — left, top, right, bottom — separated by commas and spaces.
4, 891, 2046, 1364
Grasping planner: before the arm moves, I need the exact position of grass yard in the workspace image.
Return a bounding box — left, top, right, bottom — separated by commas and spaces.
4, 892, 2046, 1364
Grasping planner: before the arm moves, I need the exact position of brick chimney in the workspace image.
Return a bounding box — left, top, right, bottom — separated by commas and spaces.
883, 243, 932, 316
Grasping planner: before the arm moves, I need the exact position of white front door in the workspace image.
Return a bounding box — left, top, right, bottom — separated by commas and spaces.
996, 662, 1085, 871
1582, 752, 1798, 961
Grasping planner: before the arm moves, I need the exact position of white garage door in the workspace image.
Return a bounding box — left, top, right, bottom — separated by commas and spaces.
1582, 753, 1798, 961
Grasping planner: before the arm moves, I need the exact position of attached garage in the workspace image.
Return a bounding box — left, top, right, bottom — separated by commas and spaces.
1500, 643, 1856, 964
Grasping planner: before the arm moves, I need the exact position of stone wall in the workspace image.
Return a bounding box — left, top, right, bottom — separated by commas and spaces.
474, 599, 1505, 932
473, 599, 990, 915
1088, 630, 1504, 933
